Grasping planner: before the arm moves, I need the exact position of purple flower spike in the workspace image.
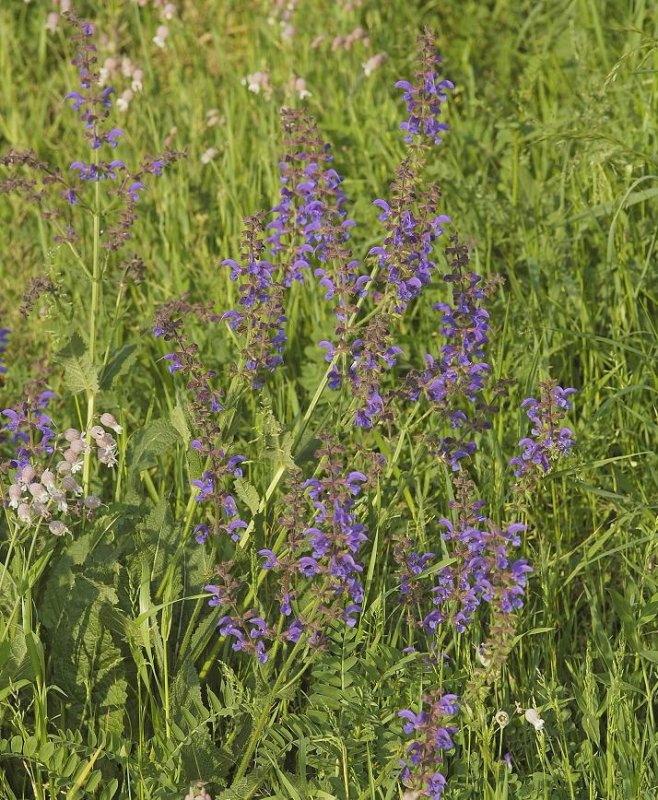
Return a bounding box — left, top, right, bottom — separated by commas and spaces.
510, 380, 577, 479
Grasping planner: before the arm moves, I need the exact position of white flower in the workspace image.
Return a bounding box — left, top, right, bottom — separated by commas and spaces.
363, 52, 387, 77
153, 25, 169, 48
162, 3, 176, 20
28, 483, 49, 503
41, 469, 55, 488
100, 412, 123, 434
201, 147, 218, 165
17, 503, 33, 524
117, 89, 133, 113
290, 76, 311, 100
56, 460, 71, 476
495, 710, 510, 728
62, 475, 82, 496
476, 643, 491, 667
98, 447, 118, 468
20, 465, 36, 485
45, 12, 59, 33
8, 484, 23, 509
524, 708, 545, 731
131, 70, 144, 93
242, 71, 271, 97
49, 520, 69, 536
63, 427, 82, 442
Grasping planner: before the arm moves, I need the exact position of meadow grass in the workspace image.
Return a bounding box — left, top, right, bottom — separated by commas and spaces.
0, 1, 657, 798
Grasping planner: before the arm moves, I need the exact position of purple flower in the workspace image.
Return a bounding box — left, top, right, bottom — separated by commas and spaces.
398, 690, 458, 798
510, 381, 576, 479
395, 33, 454, 145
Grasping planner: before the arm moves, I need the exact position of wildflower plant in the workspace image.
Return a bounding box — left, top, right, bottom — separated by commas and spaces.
1, 7, 615, 800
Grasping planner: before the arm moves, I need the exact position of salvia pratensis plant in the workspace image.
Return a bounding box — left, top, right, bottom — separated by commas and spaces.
0, 11, 587, 799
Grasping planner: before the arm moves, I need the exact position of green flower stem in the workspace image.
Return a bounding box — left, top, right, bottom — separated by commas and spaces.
82, 170, 102, 495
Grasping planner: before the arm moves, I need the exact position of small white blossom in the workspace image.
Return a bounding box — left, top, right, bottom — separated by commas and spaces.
524, 708, 545, 731
51, 490, 68, 513
84, 495, 102, 510
242, 70, 271, 97
495, 710, 510, 728
33, 501, 51, 519
290, 76, 311, 99
89, 425, 105, 441
63, 428, 82, 442
162, 2, 176, 20
363, 52, 387, 77
49, 520, 69, 536
45, 12, 59, 33
62, 475, 82, 496
41, 469, 56, 489
28, 483, 49, 503
69, 438, 87, 455
20, 465, 36, 485
117, 89, 133, 113
100, 412, 123, 433
201, 147, 218, 165
57, 460, 72, 476
8, 484, 23, 508
131, 69, 144, 93
153, 25, 169, 48
17, 503, 33, 524
98, 448, 118, 467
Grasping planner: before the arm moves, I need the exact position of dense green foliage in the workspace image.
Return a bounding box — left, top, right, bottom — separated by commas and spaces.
0, 1, 656, 799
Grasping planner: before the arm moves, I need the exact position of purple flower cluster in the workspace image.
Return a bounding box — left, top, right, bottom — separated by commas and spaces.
204, 564, 273, 663
395, 31, 454, 145
370, 178, 449, 314
509, 380, 576, 478
254, 438, 380, 646
399, 691, 459, 799
422, 477, 531, 634
153, 299, 247, 545
2, 385, 56, 469
408, 238, 503, 470
318, 34, 454, 429
267, 108, 352, 284
218, 109, 361, 385
63, 15, 123, 152
221, 213, 287, 386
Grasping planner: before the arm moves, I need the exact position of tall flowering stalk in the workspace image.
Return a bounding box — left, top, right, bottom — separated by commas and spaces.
153, 298, 247, 546
407, 236, 503, 470
510, 380, 577, 481
399, 691, 459, 799
319, 30, 454, 428
0, 12, 177, 493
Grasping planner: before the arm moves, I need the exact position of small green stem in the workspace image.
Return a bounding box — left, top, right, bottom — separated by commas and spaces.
83, 173, 102, 495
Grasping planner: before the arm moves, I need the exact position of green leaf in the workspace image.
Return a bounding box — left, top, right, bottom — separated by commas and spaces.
128, 417, 180, 477
234, 478, 260, 515
99, 343, 138, 390
56, 333, 99, 395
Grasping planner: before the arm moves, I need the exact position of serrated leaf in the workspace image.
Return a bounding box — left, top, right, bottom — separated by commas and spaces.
234, 478, 260, 515
56, 333, 99, 395
128, 418, 180, 477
